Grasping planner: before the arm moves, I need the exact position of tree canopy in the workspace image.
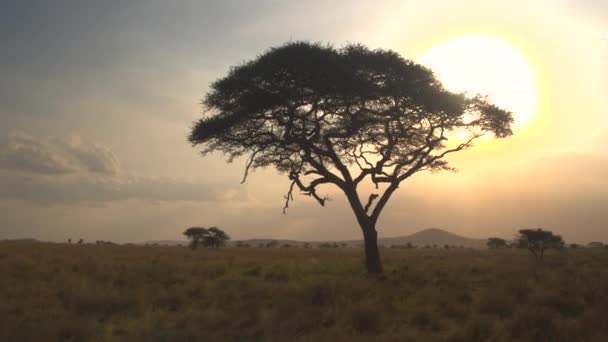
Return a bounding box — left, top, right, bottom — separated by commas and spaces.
183, 226, 230, 249
487, 237, 508, 249
189, 42, 513, 273
517, 228, 564, 260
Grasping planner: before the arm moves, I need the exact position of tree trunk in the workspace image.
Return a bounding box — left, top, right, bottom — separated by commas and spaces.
362, 224, 383, 275
540, 247, 545, 260
344, 189, 384, 275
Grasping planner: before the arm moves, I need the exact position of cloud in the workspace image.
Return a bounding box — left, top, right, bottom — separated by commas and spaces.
0, 131, 120, 176
564, 0, 608, 24
0, 131, 246, 205
0, 172, 242, 205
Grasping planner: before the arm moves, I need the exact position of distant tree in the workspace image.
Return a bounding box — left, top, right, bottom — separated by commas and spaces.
188, 42, 513, 274
303, 242, 311, 249
235, 241, 251, 248
486, 237, 508, 249
67, 238, 72, 244
390, 243, 415, 249
77, 238, 83, 245
206, 227, 230, 248
266, 241, 279, 248
183, 226, 230, 249
282, 243, 292, 248
569, 243, 580, 249
183, 227, 209, 249
517, 228, 564, 260
587, 242, 604, 248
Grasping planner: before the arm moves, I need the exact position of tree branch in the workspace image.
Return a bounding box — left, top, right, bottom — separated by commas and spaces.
370, 182, 398, 224
282, 179, 296, 214
241, 150, 259, 184
283, 171, 332, 214
364, 194, 379, 213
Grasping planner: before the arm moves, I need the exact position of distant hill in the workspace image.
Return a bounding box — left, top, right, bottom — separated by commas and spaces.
230, 239, 315, 248
141, 240, 188, 246
0, 238, 39, 244
205, 228, 486, 248
142, 228, 486, 248
378, 228, 486, 248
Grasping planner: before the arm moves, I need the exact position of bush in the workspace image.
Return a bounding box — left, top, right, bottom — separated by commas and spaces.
348, 302, 382, 334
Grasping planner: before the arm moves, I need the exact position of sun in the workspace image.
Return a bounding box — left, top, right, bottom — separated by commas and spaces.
416, 33, 538, 132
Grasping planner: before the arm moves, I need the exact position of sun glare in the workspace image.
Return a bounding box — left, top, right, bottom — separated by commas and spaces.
416, 34, 538, 133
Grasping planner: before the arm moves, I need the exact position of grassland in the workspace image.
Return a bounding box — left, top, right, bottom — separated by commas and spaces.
1, 242, 607, 341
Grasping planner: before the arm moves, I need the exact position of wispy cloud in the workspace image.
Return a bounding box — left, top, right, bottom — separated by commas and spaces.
0, 131, 120, 176
0, 131, 248, 205
0, 173, 235, 205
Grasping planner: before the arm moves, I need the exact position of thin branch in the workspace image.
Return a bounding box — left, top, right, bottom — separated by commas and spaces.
364, 194, 379, 213
283, 169, 334, 214
282, 179, 296, 214
241, 150, 259, 184
290, 172, 328, 207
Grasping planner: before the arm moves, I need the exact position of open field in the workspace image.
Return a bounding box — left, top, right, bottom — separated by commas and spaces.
1, 242, 607, 341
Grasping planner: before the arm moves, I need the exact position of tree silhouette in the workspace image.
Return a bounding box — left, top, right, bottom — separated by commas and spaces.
183, 227, 209, 249
183, 226, 230, 249
517, 228, 564, 260
487, 237, 508, 249
189, 42, 513, 274
205, 227, 230, 248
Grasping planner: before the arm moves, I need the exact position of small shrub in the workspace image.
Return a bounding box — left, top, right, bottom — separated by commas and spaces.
537, 292, 584, 317
477, 290, 513, 318
242, 265, 262, 277
301, 282, 334, 306
410, 310, 432, 330
448, 315, 494, 342
263, 267, 289, 282
349, 303, 381, 334
509, 307, 557, 341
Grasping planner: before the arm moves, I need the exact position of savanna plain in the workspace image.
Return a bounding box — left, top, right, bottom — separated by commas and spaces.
1, 242, 607, 341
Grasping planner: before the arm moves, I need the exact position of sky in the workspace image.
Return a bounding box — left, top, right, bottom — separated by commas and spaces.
0, 0, 607, 243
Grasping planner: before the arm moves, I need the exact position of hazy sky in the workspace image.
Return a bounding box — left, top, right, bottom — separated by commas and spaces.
1, 0, 607, 243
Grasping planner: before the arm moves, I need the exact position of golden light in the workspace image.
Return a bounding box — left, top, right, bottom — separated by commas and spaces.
416, 33, 538, 133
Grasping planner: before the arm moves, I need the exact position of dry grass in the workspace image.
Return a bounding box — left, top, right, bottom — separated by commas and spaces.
1, 242, 607, 341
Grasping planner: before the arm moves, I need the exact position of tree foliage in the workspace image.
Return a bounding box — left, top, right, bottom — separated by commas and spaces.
183, 226, 230, 249
189, 42, 513, 273
517, 228, 564, 260
487, 237, 508, 249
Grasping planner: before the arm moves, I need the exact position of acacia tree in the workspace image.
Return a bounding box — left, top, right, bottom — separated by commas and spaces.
189, 42, 513, 274
183, 226, 230, 249
487, 237, 508, 249
517, 228, 564, 260
205, 227, 231, 248
183, 227, 209, 249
